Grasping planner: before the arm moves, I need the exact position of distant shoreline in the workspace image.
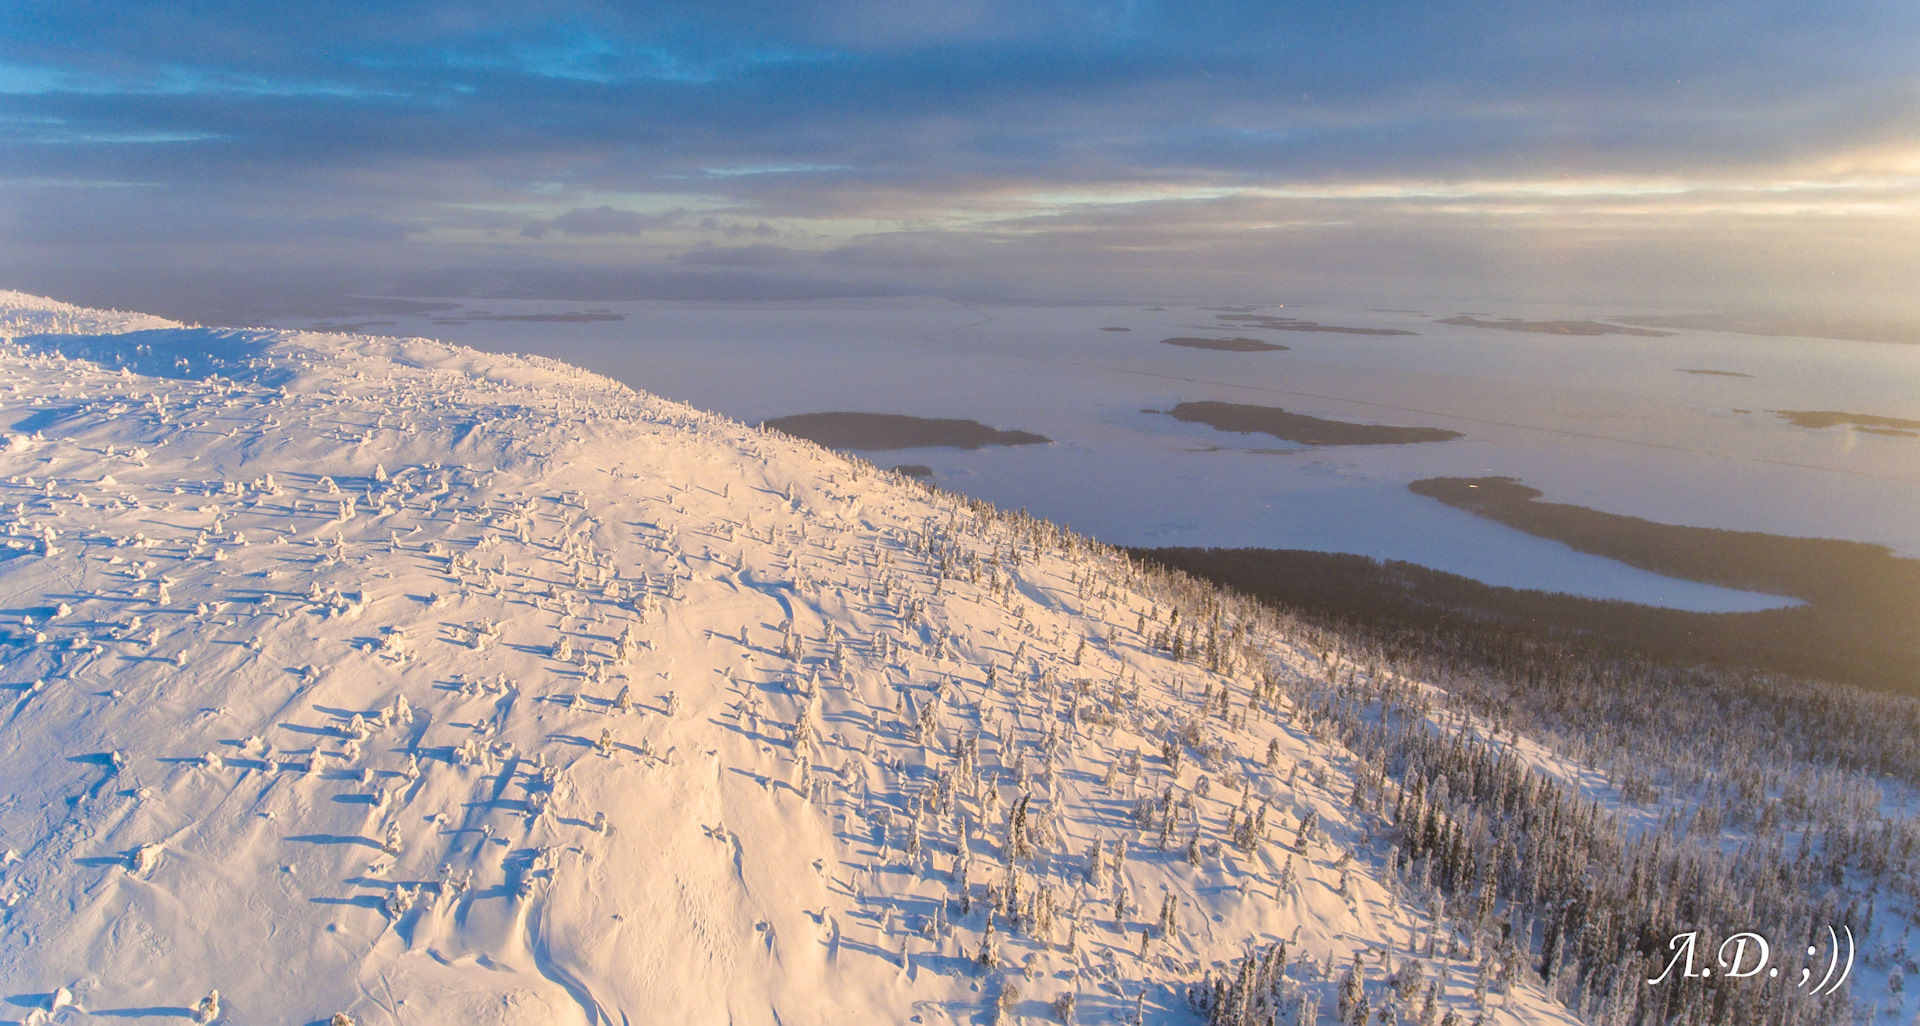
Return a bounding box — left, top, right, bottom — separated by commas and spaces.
1437, 315, 1674, 337
1771, 409, 1920, 438
1138, 476, 1920, 694
1163, 400, 1461, 446
1158, 336, 1289, 352
760, 411, 1051, 450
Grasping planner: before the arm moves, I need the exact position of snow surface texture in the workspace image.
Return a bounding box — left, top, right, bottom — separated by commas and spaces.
0, 294, 1611, 1023
0, 291, 180, 339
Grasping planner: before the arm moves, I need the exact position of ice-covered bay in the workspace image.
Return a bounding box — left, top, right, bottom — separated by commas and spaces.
311, 297, 1920, 612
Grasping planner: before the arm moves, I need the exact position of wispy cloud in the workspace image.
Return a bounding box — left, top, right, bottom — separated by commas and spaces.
1, 0, 1916, 309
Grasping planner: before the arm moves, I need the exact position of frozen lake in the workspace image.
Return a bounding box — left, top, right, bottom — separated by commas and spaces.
288, 297, 1920, 613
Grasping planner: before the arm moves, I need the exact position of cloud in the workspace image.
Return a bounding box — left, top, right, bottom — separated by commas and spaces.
544, 205, 669, 237
695, 217, 781, 239
676, 242, 798, 266
0, 189, 411, 246
821, 238, 961, 270
0, 0, 1917, 311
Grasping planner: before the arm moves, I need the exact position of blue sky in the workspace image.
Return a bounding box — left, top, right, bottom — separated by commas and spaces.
3, 1, 1918, 311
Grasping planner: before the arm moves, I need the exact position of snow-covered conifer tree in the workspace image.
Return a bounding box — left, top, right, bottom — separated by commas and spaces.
1338, 957, 1363, 1023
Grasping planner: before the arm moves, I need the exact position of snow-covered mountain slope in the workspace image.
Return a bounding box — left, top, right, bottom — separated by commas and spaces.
0, 291, 180, 339
0, 294, 1821, 1025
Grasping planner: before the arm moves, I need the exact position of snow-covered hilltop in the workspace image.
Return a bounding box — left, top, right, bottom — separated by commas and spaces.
0, 290, 181, 339
0, 293, 1895, 1025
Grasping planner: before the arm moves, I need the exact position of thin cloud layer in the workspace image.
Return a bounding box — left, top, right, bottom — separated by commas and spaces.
2, 0, 1917, 310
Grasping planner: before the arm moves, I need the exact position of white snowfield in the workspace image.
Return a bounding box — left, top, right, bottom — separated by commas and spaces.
0, 291, 180, 339
0, 293, 1584, 1024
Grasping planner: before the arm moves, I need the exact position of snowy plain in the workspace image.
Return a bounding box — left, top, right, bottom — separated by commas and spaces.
318, 296, 1920, 614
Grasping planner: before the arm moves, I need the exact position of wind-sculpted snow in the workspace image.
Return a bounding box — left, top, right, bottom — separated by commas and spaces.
0, 293, 1886, 1025
14, 328, 299, 387
0, 291, 180, 338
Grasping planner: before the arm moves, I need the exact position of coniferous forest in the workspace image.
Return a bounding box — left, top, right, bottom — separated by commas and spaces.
1136, 544, 1919, 1024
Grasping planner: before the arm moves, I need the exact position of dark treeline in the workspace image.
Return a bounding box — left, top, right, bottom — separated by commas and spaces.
1133, 543, 1920, 697
761, 411, 1051, 451
1407, 476, 1920, 694
1131, 545, 1920, 785
1166, 402, 1462, 447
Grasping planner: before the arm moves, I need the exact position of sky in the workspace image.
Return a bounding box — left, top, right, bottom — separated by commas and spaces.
3, 0, 1919, 314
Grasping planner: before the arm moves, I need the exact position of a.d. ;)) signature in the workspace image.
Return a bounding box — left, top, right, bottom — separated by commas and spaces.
1647, 927, 1853, 995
